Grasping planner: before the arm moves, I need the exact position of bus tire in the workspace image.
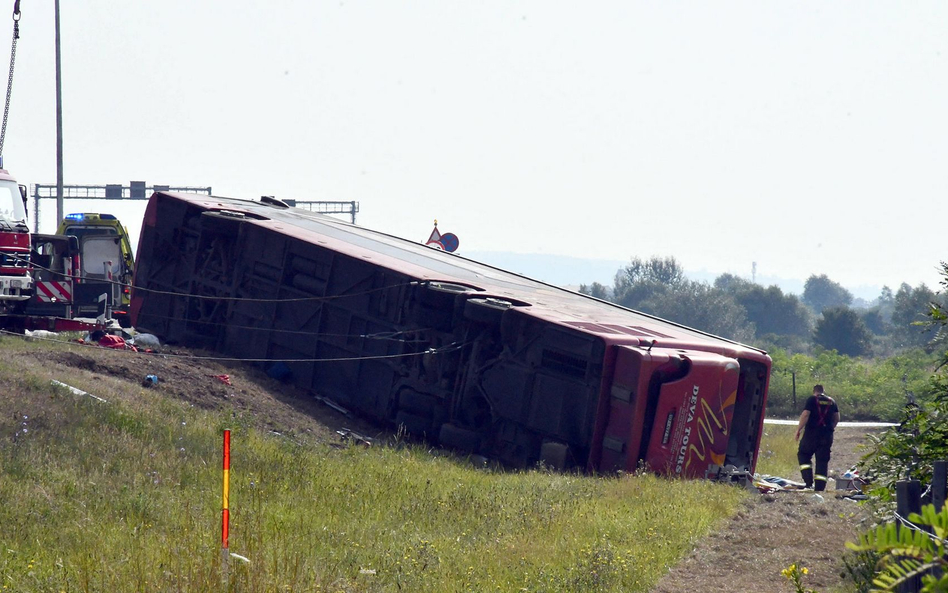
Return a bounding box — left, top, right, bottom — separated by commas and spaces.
540, 441, 570, 470
396, 411, 432, 437
438, 423, 481, 453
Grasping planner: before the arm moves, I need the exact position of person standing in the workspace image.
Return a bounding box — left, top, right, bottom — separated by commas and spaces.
795, 384, 840, 491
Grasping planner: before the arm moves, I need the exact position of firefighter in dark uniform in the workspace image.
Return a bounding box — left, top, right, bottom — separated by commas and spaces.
794, 384, 840, 491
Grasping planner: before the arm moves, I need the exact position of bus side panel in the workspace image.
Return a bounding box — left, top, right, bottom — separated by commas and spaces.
591, 346, 674, 473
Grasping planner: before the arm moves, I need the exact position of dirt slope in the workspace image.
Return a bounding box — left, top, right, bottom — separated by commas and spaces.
11, 337, 384, 446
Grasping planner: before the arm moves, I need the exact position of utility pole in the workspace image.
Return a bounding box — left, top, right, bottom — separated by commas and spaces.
54, 0, 63, 226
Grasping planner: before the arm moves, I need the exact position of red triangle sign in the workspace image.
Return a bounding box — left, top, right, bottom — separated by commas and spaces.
426, 220, 442, 244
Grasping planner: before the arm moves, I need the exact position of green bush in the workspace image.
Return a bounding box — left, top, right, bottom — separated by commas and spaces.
765, 347, 938, 421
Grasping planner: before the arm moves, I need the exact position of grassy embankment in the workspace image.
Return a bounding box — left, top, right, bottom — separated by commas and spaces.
0, 336, 749, 592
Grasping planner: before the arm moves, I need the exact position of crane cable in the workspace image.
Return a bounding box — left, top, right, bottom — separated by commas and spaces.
0, 0, 20, 158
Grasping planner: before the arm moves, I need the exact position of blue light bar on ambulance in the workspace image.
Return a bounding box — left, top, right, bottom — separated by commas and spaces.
65, 213, 84, 220
99, 214, 117, 220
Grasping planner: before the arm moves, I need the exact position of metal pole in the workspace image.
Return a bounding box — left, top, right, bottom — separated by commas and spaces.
792, 371, 796, 410
32, 185, 39, 233
896, 480, 923, 593
54, 0, 63, 227
934, 461, 947, 513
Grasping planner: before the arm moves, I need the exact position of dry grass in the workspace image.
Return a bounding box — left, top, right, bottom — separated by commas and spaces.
755, 424, 800, 479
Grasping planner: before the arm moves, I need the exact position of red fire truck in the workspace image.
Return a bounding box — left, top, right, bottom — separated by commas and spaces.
0, 167, 122, 332
0, 168, 32, 325
21, 232, 125, 332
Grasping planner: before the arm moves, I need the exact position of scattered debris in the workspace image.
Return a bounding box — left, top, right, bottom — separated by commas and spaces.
268, 430, 303, 446
836, 492, 869, 501
759, 475, 808, 490
835, 468, 868, 492
317, 395, 350, 416
130, 333, 161, 349
336, 428, 372, 447
211, 374, 232, 386
229, 553, 250, 564
85, 332, 140, 352
51, 380, 108, 403
752, 480, 780, 495
24, 329, 60, 341
142, 375, 159, 388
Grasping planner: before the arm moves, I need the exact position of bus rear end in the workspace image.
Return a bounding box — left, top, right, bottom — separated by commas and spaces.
593, 345, 769, 479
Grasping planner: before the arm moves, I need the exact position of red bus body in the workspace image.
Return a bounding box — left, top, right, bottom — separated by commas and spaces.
131, 192, 771, 479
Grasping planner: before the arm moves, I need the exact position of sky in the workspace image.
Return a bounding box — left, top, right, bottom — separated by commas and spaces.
3, 2, 947, 300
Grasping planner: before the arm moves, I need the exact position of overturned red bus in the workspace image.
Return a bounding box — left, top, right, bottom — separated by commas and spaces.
130, 192, 771, 480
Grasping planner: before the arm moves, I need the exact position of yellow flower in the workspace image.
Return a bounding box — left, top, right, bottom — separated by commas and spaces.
802, 567, 809, 575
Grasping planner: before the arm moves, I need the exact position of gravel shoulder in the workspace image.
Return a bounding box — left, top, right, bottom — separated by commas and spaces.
651, 425, 884, 593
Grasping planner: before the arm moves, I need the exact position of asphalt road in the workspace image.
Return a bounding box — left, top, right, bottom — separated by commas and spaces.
764, 418, 896, 427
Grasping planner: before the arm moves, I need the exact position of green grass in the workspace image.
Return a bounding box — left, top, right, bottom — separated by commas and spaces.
0, 338, 747, 592
755, 424, 800, 479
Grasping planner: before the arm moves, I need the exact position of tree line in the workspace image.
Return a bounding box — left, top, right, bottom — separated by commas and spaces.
579, 256, 946, 357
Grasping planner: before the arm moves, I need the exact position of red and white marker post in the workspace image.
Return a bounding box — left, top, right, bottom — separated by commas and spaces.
221, 429, 231, 580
